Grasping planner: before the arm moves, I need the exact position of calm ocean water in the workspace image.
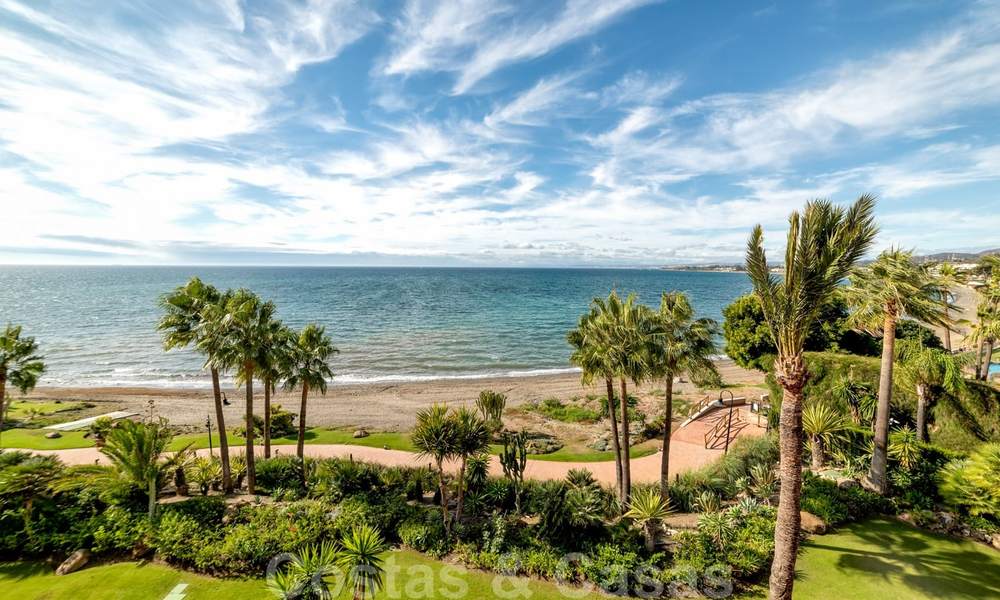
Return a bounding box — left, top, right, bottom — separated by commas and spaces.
0, 267, 751, 388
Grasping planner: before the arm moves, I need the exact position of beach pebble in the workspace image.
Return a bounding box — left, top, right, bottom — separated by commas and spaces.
45, 432, 62, 439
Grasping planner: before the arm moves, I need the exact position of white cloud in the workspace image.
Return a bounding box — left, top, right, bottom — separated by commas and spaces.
383, 0, 657, 93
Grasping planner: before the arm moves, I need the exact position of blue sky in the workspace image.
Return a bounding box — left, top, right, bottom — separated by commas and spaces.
1, 0, 998, 266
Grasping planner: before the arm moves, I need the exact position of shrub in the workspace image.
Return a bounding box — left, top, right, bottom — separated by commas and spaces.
92, 506, 150, 554
889, 443, 955, 509
800, 473, 891, 526
255, 455, 304, 493
532, 398, 601, 423
579, 543, 644, 595
310, 458, 383, 502
939, 443, 1000, 519
235, 404, 296, 438
399, 511, 449, 556
155, 511, 212, 568
159, 496, 226, 526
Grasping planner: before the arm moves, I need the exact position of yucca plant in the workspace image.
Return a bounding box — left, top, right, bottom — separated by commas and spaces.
802, 403, 848, 470
749, 464, 777, 503
337, 525, 388, 600
411, 404, 457, 532
625, 487, 672, 551
888, 426, 920, 471
476, 390, 507, 434
698, 510, 737, 551
266, 568, 305, 600
188, 456, 222, 496
292, 541, 341, 600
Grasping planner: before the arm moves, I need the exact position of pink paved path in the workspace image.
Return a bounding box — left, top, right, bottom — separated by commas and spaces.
9, 409, 765, 485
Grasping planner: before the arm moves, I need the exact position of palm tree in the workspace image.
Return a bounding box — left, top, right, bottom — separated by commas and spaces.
100, 419, 187, 518
411, 404, 456, 532
971, 277, 1000, 380
802, 403, 847, 470
625, 486, 672, 551
589, 291, 650, 504
895, 338, 967, 442
158, 278, 233, 492
844, 249, 949, 494
568, 306, 624, 501
258, 322, 294, 459
745, 194, 877, 600
0, 454, 61, 540
452, 407, 490, 523
337, 524, 388, 600
0, 324, 45, 447
283, 324, 337, 461
201, 289, 277, 495
647, 292, 719, 498
935, 263, 965, 352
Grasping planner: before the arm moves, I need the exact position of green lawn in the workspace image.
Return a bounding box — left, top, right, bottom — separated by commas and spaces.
4, 425, 654, 463
5, 399, 86, 419
0, 550, 610, 600
792, 517, 1000, 599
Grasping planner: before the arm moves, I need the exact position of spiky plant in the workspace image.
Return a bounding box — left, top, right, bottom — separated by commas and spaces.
698, 510, 737, 551
694, 490, 721, 513
895, 338, 968, 442
476, 390, 507, 434
411, 404, 457, 532
337, 525, 388, 600
0, 324, 45, 448
888, 426, 920, 471
802, 403, 848, 470
625, 487, 672, 551
939, 443, 1000, 517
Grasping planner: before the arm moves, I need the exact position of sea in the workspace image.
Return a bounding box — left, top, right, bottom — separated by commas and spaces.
0, 266, 752, 388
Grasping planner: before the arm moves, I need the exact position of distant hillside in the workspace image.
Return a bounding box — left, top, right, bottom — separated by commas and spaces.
914, 248, 1000, 263
662, 248, 999, 271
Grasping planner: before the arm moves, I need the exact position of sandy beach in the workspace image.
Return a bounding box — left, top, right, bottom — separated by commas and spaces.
24, 360, 763, 431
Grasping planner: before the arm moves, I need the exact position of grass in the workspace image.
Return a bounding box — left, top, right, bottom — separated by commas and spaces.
4, 399, 86, 419
527, 397, 602, 423
4, 425, 654, 463
0, 549, 611, 600
791, 517, 1000, 599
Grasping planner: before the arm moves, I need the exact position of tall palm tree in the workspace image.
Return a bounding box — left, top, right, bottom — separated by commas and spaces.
589, 291, 650, 504
745, 194, 877, 600
844, 249, 949, 494
100, 419, 187, 518
895, 339, 967, 442
452, 407, 490, 523
257, 321, 294, 459
647, 292, 719, 498
201, 289, 276, 495
283, 324, 337, 461
568, 307, 624, 499
337, 524, 388, 600
0, 324, 45, 448
158, 278, 233, 492
411, 404, 457, 532
935, 263, 965, 352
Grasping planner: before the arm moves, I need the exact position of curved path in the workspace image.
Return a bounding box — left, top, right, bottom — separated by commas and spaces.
10, 437, 725, 486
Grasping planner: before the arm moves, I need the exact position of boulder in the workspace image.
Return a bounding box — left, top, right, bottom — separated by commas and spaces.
352, 429, 369, 439
800, 511, 828, 535
45, 432, 62, 439
56, 549, 90, 575
836, 478, 859, 490
992, 534, 1000, 551
588, 433, 611, 452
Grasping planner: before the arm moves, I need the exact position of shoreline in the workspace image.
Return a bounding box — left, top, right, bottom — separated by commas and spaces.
24, 359, 762, 431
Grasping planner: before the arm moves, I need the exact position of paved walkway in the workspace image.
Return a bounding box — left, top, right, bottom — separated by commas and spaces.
9, 410, 766, 485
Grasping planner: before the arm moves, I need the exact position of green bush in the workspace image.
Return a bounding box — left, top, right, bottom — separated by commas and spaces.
154, 511, 212, 568
939, 443, 1000, 519
800, 473, 892, 526
399, 511, 449, 556
92, 506, 150, 554
159, 496, 226, 526
235, 404, 296, 438
255, 455, 304, 493
889, 443, 956, 509
531, 397, 601, 423
310, 458, 383, 502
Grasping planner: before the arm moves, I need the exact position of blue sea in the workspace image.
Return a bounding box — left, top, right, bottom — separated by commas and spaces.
0, 267, 751, 388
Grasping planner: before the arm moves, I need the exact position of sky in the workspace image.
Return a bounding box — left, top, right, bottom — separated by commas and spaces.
1, 0, 999, 267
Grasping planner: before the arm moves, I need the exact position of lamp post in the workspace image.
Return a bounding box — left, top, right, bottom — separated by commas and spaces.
206, 414, 214, 458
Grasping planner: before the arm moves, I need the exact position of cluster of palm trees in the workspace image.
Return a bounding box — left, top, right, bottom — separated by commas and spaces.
568, 290, 719, 505
0, 324, 46, 447
158, 278, 337, 495
970, 256, 1000, 380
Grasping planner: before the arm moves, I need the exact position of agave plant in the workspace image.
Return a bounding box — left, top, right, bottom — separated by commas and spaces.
693, 490, 721, 513
625, 487, 672, 551
337, 525, 388, 600
187, 456, 222, 496
733, 496, 765, 517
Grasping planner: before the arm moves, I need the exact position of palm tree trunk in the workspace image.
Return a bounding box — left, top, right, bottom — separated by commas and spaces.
868, 313, 896, 495
456, 456, 467, 523
942, 302, 952, 352
244, 368, 256, 495
810, 435, 824, 470
644, 523, 656, 552
211, 368, 232, 493
148, 476, 157, 519
768, 354, 807, 600
982, 340, 994, 381
915, 384, 928, 443
975, 340, 985, 379
436, 458, 450, 534
0, 375, 6, 449
659, 374, 674, 499
297, 381, 309, 460
605, 377, 623, 501
263, 380, 272, 458
619, 378, 631, 505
